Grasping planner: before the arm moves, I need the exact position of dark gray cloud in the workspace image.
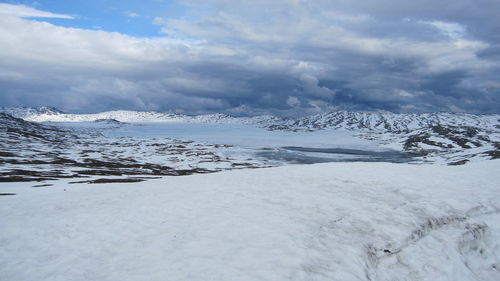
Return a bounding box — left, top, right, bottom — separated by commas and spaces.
0, 1, 499, 115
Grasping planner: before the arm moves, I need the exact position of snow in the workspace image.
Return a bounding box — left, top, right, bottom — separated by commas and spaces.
1, 160, 499, 281
0, 106, 62, 119
40, 122, 396, 167
107, 122, 382, 151
276, 111, 500, 132
4, 106, 498, 134
1, 108, 499, 280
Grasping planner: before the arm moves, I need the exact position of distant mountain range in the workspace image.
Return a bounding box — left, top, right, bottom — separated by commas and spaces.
266, 111, 499, 133
1, 106, 498, 133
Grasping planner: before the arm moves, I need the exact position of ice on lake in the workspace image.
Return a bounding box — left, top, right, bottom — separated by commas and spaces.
106, 122, 411, 163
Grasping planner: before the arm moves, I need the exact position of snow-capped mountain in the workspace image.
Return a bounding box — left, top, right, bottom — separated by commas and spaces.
0, 106, 64, 119
7, 108, 242, 124
3, 107, 498, 134
0, 107, 285, 127
266, 111, 500, 133
21, 109, 189, 123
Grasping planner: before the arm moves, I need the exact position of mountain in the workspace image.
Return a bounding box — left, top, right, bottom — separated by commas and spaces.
4, 107, 498, 134
0, 112, 68, 143
0, 106, 64, 119
7, 108, 236, 123
265, 111, 500, 132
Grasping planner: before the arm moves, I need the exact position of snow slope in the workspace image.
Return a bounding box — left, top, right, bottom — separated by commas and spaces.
1, 161, 499, 281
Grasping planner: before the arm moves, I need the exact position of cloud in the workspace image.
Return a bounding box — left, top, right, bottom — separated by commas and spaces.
421, 21, 467, 39
153, 16, 166, 25
126, 12, 140, 18
286, 96, 301, 107
0, 3, 74, 19
0, 1, 499, 115
156, 0, 500, 114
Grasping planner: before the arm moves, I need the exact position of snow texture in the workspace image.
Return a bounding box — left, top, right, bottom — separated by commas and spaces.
1, 161, 499, 281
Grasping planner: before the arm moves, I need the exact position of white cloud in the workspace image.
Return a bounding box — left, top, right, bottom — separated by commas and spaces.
153, 17, 167, 25
395, 89, 414, 98
161, 2, 490, 76
286, 96, 300, 107
0, 1, 499, 114
0, 3, 74, 19
126, 12, 140, 18
421, 20, 467, 39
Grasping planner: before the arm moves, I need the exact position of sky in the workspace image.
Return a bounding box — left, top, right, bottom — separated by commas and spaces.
0, 0, 499, 116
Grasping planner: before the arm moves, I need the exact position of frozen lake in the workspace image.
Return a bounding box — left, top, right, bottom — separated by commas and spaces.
105, 122, 413, 164
46, 121, 413, 164
107, 123, 373, 148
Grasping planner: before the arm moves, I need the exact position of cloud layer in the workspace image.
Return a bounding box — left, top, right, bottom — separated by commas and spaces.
0, 1, 499, 115
0, 3, 74, 19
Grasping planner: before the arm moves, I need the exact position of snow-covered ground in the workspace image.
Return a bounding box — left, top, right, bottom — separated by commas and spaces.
1, 109, 499, 280
1, 160, 499, 281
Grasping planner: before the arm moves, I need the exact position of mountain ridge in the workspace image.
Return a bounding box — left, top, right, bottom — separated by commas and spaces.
2, 106, 498, 134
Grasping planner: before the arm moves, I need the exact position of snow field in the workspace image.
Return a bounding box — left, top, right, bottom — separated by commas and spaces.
1, 161, 499, 281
